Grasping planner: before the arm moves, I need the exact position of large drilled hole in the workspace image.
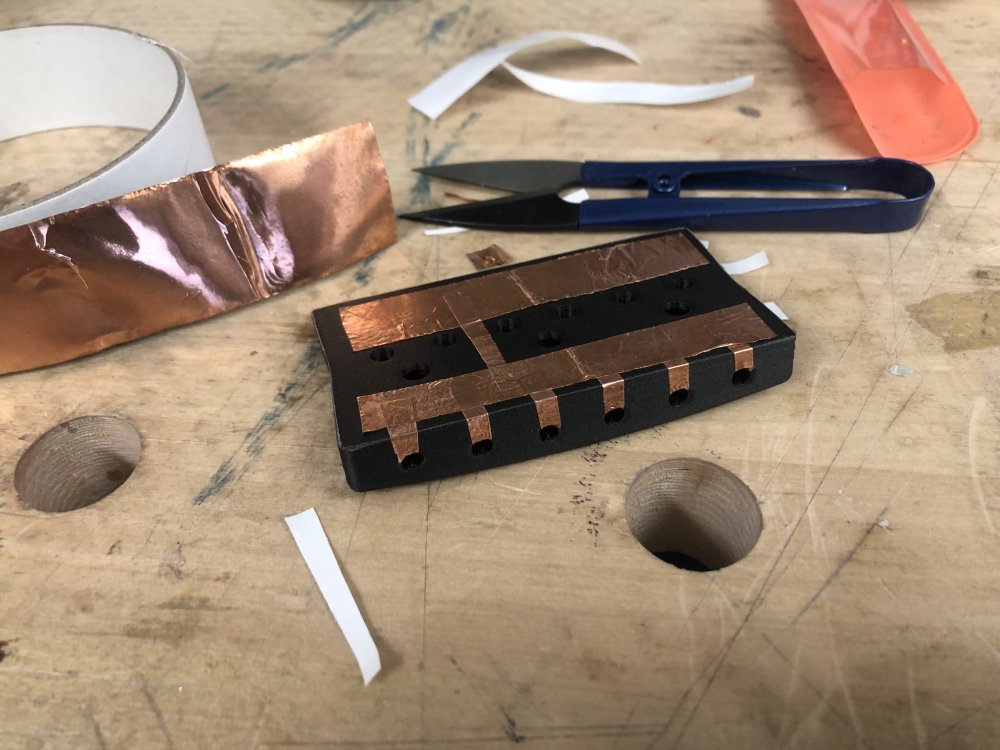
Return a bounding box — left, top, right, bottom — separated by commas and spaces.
732, 368, 754, 386
370, 346, 394, 362
557, 302, 580, 318
624, 458, 761, 571
14, 416, 142, 513
434, 331, 457, 347
669, 388, 690, 407
539, 425, 560, 441
402, 362, 430, 380
537, 330, 563, 348
471, 439, 493, 456
400, 452, 424, 470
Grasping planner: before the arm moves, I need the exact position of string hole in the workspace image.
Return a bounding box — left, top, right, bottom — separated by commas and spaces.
616, 288, 635, 304
434, 331, 457, 346
402, 363, 430, 380
665, 301, 690, 316
732, 368, 754, 386
370, 347, 394, 362
471, 439, 493, 456
498, 317, 518, 333
674, 278, 695, 290
557, 302, 579, 318
400, 452, 424, 470
537, 330, 563, 348
669, 388, 690, 406
539, 425, 560, 441
605, 408, 625, 425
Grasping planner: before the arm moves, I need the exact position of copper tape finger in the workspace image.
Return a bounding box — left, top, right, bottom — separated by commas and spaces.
531, 389, 562, 430
665, 360, 690, 393
463, 405, 493, 445
460, 319, 507, 369
729, 344, 755, 372
596, 374, 625, 414
381, 400, 420, 464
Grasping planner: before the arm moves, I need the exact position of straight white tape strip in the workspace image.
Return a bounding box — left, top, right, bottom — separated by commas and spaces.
764, 301, 789, 320
409, 30, 753, 119
285, 508, 381, 685
720, 250, 770, 275
424, 225, 468, 235
0, 24, 215, 231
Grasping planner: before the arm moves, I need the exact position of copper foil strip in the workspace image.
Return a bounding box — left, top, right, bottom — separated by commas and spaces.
468, 244, 512, 270
382, 399, 420, 463
463, 405, 493, 444
358, 303, 776, 437
729, 343, 755, 371
339, 232, 708, 351
531, 389, 563, 430
0, 121, 396, 375
665, 361, 691, 393
597, 374, 626, 413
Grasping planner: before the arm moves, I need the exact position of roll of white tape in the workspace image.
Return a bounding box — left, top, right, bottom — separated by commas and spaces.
0, 24, 215, 230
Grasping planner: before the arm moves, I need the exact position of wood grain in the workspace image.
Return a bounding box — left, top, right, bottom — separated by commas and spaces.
1, 2, 999, 748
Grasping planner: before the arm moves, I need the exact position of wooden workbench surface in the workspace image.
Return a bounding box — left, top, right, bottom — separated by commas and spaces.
2, 2, 999, 748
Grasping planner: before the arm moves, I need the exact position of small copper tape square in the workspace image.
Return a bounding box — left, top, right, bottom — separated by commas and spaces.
463, 405, 493, 444
665, 361, 690, 393
531, 390, 562, 429
729, 344, 755, 372
596, 374, 625, 413
468, 244, 512, 270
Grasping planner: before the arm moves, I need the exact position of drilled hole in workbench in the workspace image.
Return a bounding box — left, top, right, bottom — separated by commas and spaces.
14, 416, 141, 513
625, 458, 761, 571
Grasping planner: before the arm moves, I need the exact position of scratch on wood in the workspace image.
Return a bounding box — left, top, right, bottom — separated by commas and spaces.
501, 708, 525, 743
142, 677, 175, 750
193, 343, 323, 505
792, 508, 888, 624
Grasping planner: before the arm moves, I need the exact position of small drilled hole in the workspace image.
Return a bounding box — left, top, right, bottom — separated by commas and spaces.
674, 277, 695, 290
537, 330, 563, 348
370, 346, 394, 362
434, 331, 457, 346
625, 458, 762, 571
471, 439, 493, 456
402, 363, 430, 380
400, 452, 424, 470
616, 288, 635, 304
665, 301, 690, 316
498, 317, 518, 333
669, 388, 690, 406
539, 425, 560, 441
604, 408, 625, 424
14, 416, 142, 513
732, 368, 754, 386
557, 302, 579, 318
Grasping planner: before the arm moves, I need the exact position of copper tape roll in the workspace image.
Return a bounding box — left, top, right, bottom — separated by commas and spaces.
339, 233, 708, 351
359, 303, 776, 459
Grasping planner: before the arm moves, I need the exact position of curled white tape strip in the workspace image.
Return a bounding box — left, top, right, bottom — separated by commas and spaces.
0, 24, 215, 231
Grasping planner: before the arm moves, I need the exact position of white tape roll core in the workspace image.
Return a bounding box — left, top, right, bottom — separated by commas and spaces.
0, 24, 215, 230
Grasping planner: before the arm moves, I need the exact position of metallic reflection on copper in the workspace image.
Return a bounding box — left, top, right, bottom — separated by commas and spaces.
463, 405, 493, 444
339, 232, 708, 351
0, 121, 396, 375
729, 344, 755, 372
360, 303, 775, 443
597, 374, 626, 413
665, 361, 690, 393
531, 390, 562, 430
468, 244, 512, 270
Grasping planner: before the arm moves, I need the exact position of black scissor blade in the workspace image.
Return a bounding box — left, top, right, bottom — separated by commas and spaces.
415, 160, 584, 193
399, 192, 580, 230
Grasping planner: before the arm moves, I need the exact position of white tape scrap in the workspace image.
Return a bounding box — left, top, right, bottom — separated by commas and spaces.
764, 301, 789, 320
285, 508, 381, 686
888, 363, 914, 377
409, 30, 753, 119
0, 24, 215, 231
424, 226, 468, 235
720, 250, 769, 276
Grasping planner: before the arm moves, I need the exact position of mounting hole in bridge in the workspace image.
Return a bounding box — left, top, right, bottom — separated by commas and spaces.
624, 458, 761, 571
14, 416, 142, 513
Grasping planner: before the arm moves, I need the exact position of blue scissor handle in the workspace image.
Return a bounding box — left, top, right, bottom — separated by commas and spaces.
577, 158, 933, 232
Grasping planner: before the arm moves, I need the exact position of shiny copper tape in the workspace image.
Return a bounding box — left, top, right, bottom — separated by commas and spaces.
463, 405, 493, 444
729, 344, 755, 372
381, 399, 420, 464
358, 303, 775, 440
339, 232, 708, 351
597, 374, 626, 413
468, 244, 512, 270
531, 390, 562, 430
665, 361, 691, 393
461, 320, 507, 369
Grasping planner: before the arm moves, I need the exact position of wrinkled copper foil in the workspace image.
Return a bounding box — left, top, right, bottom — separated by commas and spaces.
0, 121, 396, 375
467, 243, 512, 270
